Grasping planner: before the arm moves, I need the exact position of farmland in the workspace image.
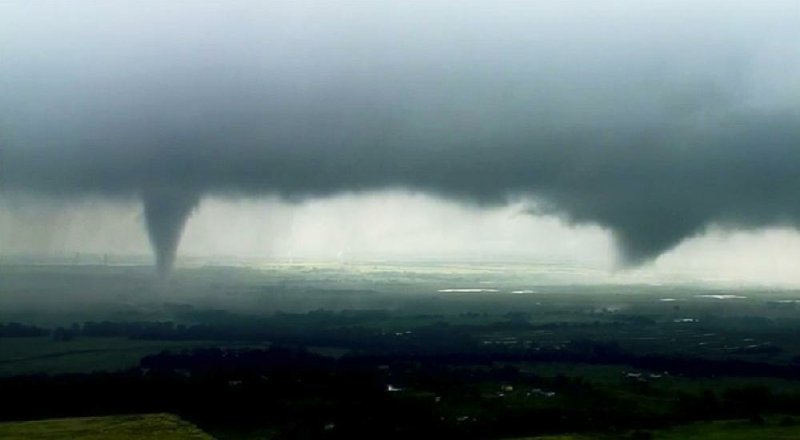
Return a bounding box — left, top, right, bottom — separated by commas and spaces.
3, 262, 800, 438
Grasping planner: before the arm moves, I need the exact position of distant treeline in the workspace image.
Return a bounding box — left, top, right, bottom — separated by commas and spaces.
0, 309, 656, 340
3, 312, 799, 382
2, 310, 478, 353
0, 322, 48, 337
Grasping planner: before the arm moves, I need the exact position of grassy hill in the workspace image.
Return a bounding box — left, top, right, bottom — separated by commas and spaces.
0, 414, 214, 440
523, 418, 800, 439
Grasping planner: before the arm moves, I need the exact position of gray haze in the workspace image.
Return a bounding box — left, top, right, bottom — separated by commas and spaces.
1, 1, 799, 272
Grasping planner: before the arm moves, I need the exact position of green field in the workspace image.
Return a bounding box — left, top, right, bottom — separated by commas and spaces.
5, 264, 800, 438
656, 419, 800, 439
0, 414, 214, 439
525, 418, 800, 439
0, 337, 267, 376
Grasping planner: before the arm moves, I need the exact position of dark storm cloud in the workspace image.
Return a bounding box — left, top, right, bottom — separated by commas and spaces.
1, 1, 799, 267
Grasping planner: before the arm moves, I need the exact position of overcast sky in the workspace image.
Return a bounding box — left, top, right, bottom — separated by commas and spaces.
1, 1, 799, 282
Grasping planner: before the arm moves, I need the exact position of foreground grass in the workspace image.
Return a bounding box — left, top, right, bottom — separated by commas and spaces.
522, 417, 800, 439
0, 413, 214, 440
654, 418, 800, 439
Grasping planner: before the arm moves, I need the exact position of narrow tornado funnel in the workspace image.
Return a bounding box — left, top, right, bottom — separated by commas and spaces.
142, 190, 199, 278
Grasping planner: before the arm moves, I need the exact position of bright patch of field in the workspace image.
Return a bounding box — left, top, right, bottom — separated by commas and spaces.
0, 413, 214, 439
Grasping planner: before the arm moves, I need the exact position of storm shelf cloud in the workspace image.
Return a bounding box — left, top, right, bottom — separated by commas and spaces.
1, 1, 799, 274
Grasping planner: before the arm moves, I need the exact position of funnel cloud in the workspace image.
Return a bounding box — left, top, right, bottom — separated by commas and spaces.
142, 190, 198, 278
1, 1, 799, 273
